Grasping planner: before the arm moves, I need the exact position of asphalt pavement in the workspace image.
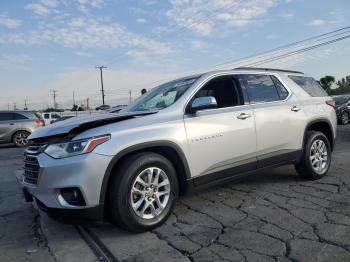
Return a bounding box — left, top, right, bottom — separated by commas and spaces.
1, 125, 350, 262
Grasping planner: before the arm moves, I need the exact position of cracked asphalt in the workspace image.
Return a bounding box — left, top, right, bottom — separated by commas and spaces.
0, 125, 349, 262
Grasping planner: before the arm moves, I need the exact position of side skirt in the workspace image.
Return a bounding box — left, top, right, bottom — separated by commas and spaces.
186, 149, 302, 195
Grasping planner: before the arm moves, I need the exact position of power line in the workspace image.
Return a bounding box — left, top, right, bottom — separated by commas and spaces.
95, 66, 107, 105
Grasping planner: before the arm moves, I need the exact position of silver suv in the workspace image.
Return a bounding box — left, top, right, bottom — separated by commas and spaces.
0, 111, 45, 147
21, 68, 337, 232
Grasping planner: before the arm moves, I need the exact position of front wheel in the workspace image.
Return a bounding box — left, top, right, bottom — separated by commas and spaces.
295, 131, 332, 180
340, 111, 349, 125
108, 152, 178, 232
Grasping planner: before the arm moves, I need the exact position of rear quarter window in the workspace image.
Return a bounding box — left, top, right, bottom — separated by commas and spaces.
13, 113, 28, 120
289, 75, 328, 97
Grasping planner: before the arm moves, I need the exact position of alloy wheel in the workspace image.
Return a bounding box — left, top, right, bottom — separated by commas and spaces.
14, 131, 29, 146
309, 139, 328, 174
130, 167, 170, 219
341, 112, 349, 124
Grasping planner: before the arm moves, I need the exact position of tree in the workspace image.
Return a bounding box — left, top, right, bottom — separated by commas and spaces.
337, 76, 350, 94
71, 104, 78, 111
319, 76, 335, 94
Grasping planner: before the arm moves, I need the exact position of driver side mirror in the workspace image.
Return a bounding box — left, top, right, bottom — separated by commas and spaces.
189, 96, 218, 114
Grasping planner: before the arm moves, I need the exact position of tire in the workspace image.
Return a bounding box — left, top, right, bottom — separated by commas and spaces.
340, 111, 349, 125
295, 131, 331, 180
12, 130, 30, 147
108, 152, 179, 232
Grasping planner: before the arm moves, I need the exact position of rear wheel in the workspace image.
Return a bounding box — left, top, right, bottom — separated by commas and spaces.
295, 131, 331, 180
340, 111, 349, 125
13, 130, 30, 147
108, 152, 178, 232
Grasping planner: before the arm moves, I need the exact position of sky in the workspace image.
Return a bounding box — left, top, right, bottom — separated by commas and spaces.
0, 0, 350, 110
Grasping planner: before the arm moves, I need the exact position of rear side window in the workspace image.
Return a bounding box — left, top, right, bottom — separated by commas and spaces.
272, 76, 289, 100
239, 75, 280, 103
12, 113, 28, 120
289, 75, 328, 97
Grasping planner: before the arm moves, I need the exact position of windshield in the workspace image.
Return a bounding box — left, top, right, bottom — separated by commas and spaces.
125, 76, 199, 112
333, 96, 349, 105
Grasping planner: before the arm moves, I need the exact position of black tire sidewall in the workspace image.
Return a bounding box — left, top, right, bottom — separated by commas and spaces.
303, 132, 331, 179
111, 153, 178, 232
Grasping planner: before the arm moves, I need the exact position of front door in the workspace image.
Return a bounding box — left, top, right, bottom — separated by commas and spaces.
184, 76, 257, 186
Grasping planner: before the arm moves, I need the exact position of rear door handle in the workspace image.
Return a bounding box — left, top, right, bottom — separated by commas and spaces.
237, 113, 251, 120
291, 106, 301, 112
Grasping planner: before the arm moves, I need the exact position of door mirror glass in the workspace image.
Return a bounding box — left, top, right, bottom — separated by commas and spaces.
190, 96, 217, 113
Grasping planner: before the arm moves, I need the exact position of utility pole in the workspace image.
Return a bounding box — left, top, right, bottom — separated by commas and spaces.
7, 103, 10, 110
129, 90, 132, 104
73, 92, 75, 106
95, 66, 107, 105
13, 103, 17, 110
24, 100, 28, 110
51, 90, 58, 110
86, 98, 90, 110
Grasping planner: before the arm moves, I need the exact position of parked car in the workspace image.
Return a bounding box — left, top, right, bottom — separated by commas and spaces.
107, 105, 128, 113
0, 111, 45, 147
22, 68, 337, 232
41, 112, 61, 125
50, 115, 75, 124
333, 95, 350, 125
96, 105, 111, 111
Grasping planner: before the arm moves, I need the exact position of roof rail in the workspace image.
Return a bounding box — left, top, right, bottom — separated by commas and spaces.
234, 67, 304, 74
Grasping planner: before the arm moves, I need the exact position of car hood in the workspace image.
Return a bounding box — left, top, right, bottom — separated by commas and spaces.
28, 110, 157, 142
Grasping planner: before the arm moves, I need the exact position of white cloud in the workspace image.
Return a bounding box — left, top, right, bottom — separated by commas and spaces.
76, 0, 105, 14
26, 3, 51, 16
1, 17, 171, 55
40, 0, 59, 7
0, 15, 21, 29
309, 19, 326, 27
165, 0, 277, 36
136, 18, 146, 23
75, 51, 94, 57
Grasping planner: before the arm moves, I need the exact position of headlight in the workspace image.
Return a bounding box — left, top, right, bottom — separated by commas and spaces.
44, 135, 110, 159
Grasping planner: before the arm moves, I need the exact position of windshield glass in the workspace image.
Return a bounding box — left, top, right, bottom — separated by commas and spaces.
333, 96, 349, 105
125, 76, 199, 112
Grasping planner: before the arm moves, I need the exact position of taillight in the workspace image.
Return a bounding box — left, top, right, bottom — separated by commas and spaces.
35, 119, 45, 126
325, 100, 336, 109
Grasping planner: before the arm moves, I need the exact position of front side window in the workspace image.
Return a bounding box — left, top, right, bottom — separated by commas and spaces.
0, 113, 15, 121
289, 75, 328, 97
239, 75, 280, 103
126, 76, 199, 112
193, 77, 242, 108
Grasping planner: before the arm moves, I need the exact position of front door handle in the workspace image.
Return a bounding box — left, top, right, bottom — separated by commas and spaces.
291, 106, 301, 112
237, 113, 251, 120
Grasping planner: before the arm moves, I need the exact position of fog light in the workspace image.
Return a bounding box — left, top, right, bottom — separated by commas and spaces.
60, 187, 86, 206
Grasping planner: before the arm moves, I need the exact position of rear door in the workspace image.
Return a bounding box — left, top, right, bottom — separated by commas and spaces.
0, 113, 17, 143
184, 75, 257, 185
238, 74, 307, 168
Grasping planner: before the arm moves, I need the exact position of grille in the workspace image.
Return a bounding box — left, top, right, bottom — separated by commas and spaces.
23, 144, 44, 185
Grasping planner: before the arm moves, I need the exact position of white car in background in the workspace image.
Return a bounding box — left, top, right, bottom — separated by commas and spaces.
40, 112, 61, 125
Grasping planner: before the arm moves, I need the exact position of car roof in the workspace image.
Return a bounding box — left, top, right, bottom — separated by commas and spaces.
0, 110, 36, 114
